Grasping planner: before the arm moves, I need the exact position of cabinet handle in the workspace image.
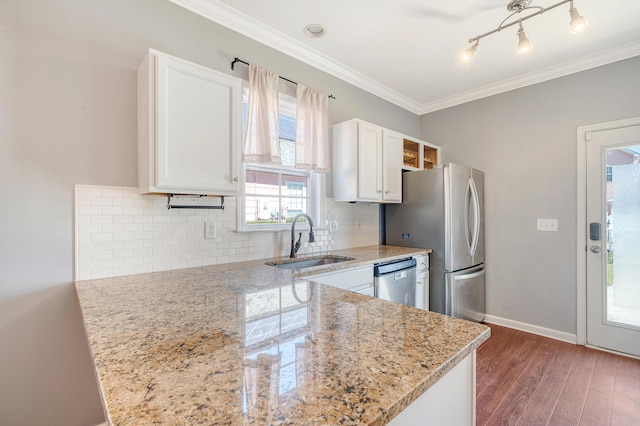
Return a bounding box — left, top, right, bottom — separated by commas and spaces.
417, 280, 423, 286
385, 190, 389, 194
377, 190, 382, 193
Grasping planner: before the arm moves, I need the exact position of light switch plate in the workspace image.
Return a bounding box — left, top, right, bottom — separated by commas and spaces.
537, 218, 558, 232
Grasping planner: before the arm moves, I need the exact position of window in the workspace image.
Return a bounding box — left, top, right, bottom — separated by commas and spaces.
244, 167, 310, 224
238, 86, 324, 231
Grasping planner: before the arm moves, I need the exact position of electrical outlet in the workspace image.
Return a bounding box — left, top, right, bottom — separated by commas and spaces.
204, 222, 216, 239
536, 219, 558, 232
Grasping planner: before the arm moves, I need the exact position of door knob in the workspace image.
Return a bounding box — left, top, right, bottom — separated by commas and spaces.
590, 246, 601, 253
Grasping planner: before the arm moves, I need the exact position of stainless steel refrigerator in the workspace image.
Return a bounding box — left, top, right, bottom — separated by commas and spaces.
385, 163, 485, 322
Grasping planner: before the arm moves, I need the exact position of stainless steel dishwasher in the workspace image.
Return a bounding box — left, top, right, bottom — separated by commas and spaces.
374, 258, 417, 307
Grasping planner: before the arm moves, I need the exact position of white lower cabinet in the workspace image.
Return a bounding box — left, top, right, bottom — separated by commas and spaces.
138, 49, 242, 195
304, 265, 374, 296
414, 254, 429, 310
389, 350, 476, 426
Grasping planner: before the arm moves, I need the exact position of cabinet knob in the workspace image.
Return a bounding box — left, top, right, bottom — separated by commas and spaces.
377, 190, 382, 193
233, 177, 239, 182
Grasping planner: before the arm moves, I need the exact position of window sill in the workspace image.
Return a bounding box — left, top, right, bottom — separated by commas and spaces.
235, 225, 328, 233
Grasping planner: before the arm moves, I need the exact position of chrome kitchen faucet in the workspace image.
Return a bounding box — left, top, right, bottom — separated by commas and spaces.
289, 213, 315, 258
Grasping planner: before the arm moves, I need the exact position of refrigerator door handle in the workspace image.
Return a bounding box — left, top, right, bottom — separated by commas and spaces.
454, 268, 484, 281
464, 180, 472, 255
469, 177, 480, 257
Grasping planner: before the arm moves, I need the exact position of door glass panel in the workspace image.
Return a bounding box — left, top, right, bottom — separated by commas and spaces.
605, 145, 640, 328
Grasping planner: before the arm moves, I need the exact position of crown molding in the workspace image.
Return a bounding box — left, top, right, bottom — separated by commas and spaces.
170, 0, 640, 117
418, 40, 640, 114
169, 0, 423, 114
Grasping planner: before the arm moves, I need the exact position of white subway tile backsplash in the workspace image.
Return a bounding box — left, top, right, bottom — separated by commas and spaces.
102, 224, 124, 233
134, 215, 153, 224
102, 189, 125, 198
102, 207, 124, 215
74, 185, 379, 280
133, 264, 153, 274
113, 198, 134, 207
102, 241, 124, 250
92, 197, 113, 206
90, 251, 113, 261
77, 187, 102, 197
114, 215, 134, 224
91, 216, 113, 224
113, 249, 134, 259
124, 240, 144, 249
113, 232, 134, 241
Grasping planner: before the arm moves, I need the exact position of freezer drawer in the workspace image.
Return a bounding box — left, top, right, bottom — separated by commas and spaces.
445, 265, 485, 322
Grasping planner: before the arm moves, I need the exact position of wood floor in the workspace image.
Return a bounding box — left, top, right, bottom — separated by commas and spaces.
475, 324, 640, 426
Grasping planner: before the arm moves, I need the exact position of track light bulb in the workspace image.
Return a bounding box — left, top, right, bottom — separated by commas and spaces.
569, 6, 588, 33
517, 23, 532, 53
462, 42, 478, 62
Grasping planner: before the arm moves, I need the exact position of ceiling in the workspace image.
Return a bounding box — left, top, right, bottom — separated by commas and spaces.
170, 0, 640, 114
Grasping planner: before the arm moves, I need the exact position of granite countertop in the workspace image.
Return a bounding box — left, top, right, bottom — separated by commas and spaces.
75, 245, 489, 425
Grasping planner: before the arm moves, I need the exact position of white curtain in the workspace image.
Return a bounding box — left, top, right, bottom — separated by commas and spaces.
295, 84, 330, 173
243, 64, 281, 164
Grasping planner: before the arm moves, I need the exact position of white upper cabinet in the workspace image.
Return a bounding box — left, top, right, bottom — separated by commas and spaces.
138, 49, 242, 195
333, 119, 403, 203
382, 129, 403, 201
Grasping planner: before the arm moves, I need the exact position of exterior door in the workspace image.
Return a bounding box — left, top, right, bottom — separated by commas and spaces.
585, 122, 640, 357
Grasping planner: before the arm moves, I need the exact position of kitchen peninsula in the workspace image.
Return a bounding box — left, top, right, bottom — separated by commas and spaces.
76, 245, 489, 425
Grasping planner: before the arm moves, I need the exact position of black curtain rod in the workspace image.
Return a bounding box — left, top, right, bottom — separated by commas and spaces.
231, 57, 335, 99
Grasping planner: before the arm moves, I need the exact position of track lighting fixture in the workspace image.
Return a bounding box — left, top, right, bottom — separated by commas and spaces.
462, 0, 588, 62
462, 41, 479, 62
517, 22, 532, 53
569, 3, 588, 33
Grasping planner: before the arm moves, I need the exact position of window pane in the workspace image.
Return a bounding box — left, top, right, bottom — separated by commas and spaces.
282, 197, 308, 220
245, 196, 282, 223
605, 146, 640, 328
280, 139, 295, 167
282, 174, 308, 195
245, 170, 280, 196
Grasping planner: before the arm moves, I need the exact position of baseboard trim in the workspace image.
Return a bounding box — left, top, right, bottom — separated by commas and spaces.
484, 315, 577, 345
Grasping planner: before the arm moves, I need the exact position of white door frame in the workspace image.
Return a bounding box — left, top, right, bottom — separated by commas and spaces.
576, 116, 640, 346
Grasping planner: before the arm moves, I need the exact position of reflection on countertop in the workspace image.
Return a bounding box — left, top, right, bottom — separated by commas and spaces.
75, 245, 488, 425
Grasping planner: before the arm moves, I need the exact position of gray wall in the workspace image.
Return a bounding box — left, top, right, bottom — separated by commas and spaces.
420, 56, 640, 334
0, 0, 420, 424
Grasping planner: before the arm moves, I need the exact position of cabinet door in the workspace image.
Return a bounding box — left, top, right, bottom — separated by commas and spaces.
416, 272, 428, 310
357, 121, 383, 201
382, 130, 402, 202
155, 53, 241, 194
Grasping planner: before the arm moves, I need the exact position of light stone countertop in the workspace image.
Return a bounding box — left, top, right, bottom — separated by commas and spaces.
75, 245, 490, 425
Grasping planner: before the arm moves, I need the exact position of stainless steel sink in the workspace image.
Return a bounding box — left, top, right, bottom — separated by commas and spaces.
266, 255, 355, 270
